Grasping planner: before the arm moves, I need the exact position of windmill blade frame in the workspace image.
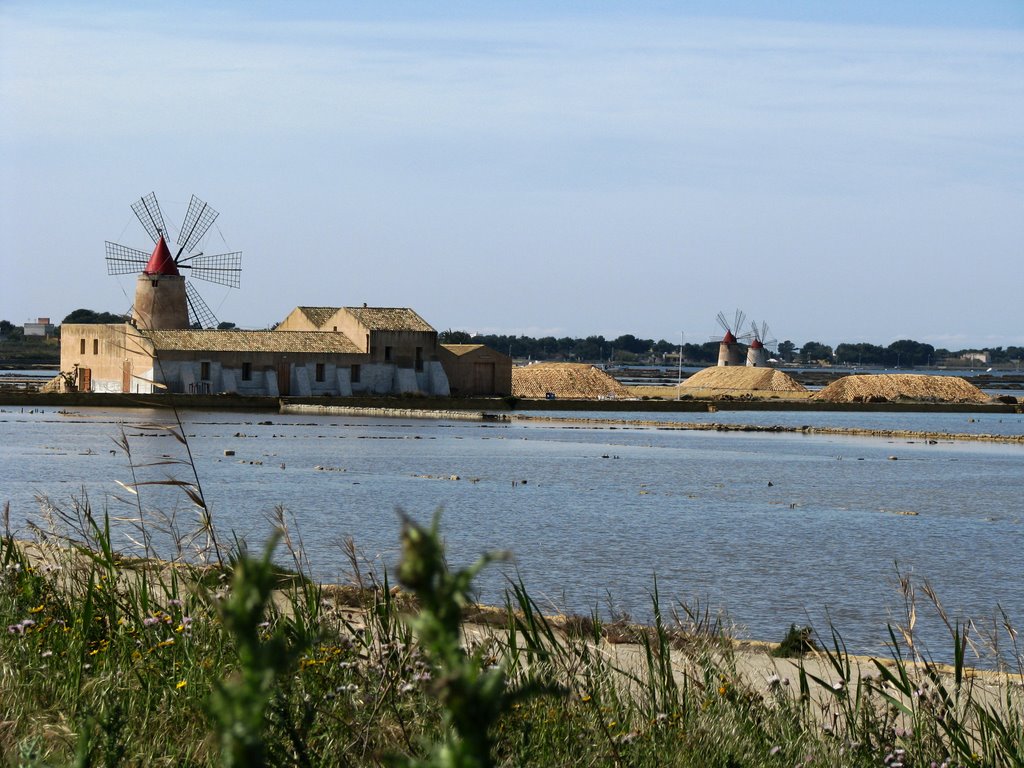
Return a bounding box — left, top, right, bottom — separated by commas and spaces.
177, 251, 242, 288
105, 241, 152, 275
184, 281, 219, 329
131, 192, 167, 244
176, 195, 219, 257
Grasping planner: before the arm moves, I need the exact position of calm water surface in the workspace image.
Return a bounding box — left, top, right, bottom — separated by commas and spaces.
2, 405, 1022, 663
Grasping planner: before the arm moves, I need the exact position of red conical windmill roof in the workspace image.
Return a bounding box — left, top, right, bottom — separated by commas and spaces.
144, 236, 180, 276
721, 330, 736, 344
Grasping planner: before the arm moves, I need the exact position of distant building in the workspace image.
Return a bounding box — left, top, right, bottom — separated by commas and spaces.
24, 317, 55, 337
439, 344, 513, 396
962, 351, 991, 365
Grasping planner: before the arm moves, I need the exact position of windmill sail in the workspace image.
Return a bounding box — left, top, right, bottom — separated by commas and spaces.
105, 242, 152, 275
131, 192, 167, 244
176, 195, 220, 257
177, 251, 242, 288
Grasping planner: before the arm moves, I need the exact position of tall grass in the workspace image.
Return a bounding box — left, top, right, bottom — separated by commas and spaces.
1, 419, 1022, 766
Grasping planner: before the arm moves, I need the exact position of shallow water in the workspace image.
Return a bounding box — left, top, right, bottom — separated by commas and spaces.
2, 405, 1022, 664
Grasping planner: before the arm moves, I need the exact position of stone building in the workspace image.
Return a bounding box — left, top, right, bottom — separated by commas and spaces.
274, 306, 449, 395
59, 313, 450, 397
438, 344, 512, 396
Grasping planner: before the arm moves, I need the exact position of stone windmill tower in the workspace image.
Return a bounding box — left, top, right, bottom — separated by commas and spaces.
105, 192, 242, 330
715, 310, 750, 366
745, 321, 776, 367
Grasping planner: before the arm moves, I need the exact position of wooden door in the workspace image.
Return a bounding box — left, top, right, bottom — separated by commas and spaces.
79, 368, 92, 392
472, 362, 495, 394
277, 363, 291, 396
122, 360, 132, 393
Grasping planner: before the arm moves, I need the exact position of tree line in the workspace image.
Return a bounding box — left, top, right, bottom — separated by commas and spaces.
439, 330, 1024, 367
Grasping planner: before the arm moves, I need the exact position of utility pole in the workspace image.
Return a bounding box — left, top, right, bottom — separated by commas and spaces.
677, 331, 684, 400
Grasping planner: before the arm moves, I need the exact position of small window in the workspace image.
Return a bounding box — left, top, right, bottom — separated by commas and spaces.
315, 363, 325, 382
350, 364, 361, 383
241, 362, 252, 381
384, 346, 392, 362
333, 326, 338, 332
365, 334, 370, 352
92, 339, 99, 355
200, 361, 211, 381
80, 338, 86, 354
415, 346, 423, 372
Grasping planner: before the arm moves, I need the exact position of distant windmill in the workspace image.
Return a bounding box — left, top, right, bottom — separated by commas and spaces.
715, 310, 751, 366
105, 192, 242, 329
746, 321, 777, 367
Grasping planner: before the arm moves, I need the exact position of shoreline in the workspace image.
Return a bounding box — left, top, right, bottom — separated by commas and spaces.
2, 390, 1021, 415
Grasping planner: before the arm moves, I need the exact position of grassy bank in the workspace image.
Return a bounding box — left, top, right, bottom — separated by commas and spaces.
3, 503, 1022, 767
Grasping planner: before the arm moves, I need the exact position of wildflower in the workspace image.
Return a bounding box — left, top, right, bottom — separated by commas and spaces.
168, 598, 184, 608
769, 745, 781, 756
580, 693, 592, 702
143, 616, 161, 627
8, 619, 36, 635
176, 680, 187, 689
399, 683, 415, 694
41, 650, 53, 658
29, 604, 45, 614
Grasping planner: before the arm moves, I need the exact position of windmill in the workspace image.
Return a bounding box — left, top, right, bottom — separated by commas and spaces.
105, 192, 241, 330
714, 310, 751, 366
746, 321, 777, 367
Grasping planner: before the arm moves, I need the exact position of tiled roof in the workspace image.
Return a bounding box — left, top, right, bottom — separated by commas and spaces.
441, 344, 487, 357
145, 329, 363, 354
343, 307, 435, 332
297, 306, 341, 328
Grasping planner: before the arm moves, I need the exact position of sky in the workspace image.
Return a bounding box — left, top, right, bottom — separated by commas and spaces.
1, 1, 1022, 350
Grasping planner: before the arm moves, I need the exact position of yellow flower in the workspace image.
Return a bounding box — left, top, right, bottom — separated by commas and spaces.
580, 694, 592, 702
176, 680, 187, 689
29, 604, 45, 614
718, 685, 728, 696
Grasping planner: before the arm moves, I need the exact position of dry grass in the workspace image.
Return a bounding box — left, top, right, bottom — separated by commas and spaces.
512, 363, 631, 399
813, 373, 991, 404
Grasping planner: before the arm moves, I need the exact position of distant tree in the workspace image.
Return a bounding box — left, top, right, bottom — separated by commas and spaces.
217, 321, 237, 330
0, 321, 24, 340
651, 339, 676, 357
439, 329, 473, 344
834, 342, 886, 366
61, 308, 125, 325
886, 339, 934, 367
776, 340, 796, 363
610, 334, 652, 355
574, 335, 606, 362
799, 341, 833, 365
